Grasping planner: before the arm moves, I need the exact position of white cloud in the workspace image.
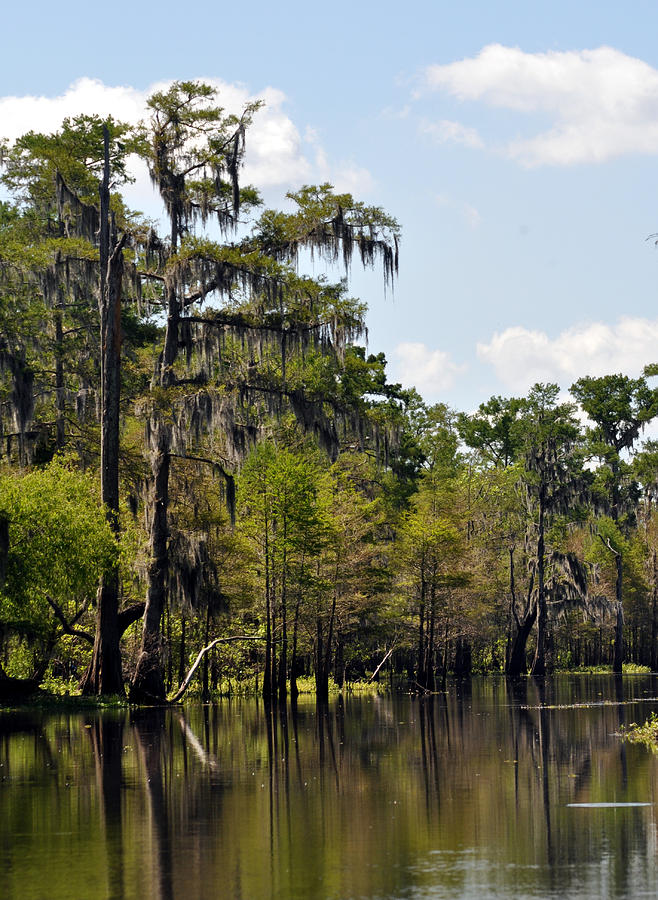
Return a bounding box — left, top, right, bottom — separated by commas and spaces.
477, 316, 658, 392
422, 44, 658, 166
0, 78, 148, 141
462, 203, 482, 229
0, 78, 371, 213
304, 126, 374, 194
393, 342, 466, 398
421, 118, 484, 149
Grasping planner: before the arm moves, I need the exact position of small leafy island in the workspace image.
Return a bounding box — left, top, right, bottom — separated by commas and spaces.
622, 712, 658, 749
3, 81, 658, 706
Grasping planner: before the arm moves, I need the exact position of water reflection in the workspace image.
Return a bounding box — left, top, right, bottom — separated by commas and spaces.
2, 677, 658, 899
88, 714, 126, 900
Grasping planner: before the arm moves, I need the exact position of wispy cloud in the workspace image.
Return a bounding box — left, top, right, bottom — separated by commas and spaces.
421, 118, 484, 149
477, 317, 658, 392
462, 203, 482, 229
392, 342, 466, 399
421, 44, 658, 166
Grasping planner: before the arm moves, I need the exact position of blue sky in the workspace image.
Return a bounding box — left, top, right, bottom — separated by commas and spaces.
3, 1, 658, 412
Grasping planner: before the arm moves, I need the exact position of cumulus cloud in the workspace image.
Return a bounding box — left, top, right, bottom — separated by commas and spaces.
0, 77, 371, 212
477, 317, 658, 392
393, 342, 466, 398
0, 78, 148, 142
421, 44, 658, 166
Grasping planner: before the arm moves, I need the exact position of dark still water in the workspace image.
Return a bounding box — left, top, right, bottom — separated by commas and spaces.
3, 677, 658, 900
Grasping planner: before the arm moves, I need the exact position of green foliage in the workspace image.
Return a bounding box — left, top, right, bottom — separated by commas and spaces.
8, 78, 658, 694
622, 711, 658, 749
240, 440, 332, 566
254, 182, 400, 283
571, 374, 658, 453
458, 395, 526, 467
0, 458, 117, 641
1, 114, 134, 212
137, 80, 262, 237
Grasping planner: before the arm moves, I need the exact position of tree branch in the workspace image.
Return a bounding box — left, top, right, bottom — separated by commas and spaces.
186, 313, 335, 336
367, 644, 396, 683
168, 635, 267, 703
118, 603, 145, 636
597, 533, 620, 557
45, 595, 94, 644
170, 451, 232, 476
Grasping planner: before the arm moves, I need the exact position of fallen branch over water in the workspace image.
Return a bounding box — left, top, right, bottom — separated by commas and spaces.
367, 645, 396, 683
168, 635, 267, 703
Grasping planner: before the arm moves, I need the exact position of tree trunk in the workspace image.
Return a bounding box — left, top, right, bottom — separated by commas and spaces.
454, 638, 472, 678
54, 299, 65, 451
178, 614, 187, 685
270, 588, 278, 706
416, 571, 426, 689
611, 459, 624, 674
315, 617, 328, 703
290, 595, 301, 700
202, 604, 211, 701
263, 514, 274, 703
426, 589, 436, 691
507, 604, 537, 678
335, 638, 345, 690
613, 554, 624, 674
277, 533, 288, 703
648, 548, 658, 672
531, 493, 547, 678
131, 219, 180, 704
130, 441, 170, 702
82, 127, 125, 697
0, 512, 8, 590
441, 622, 449, 688
324, 591, 337, 694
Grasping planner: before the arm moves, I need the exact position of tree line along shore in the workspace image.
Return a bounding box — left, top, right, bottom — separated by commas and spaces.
2, 81, 658, 705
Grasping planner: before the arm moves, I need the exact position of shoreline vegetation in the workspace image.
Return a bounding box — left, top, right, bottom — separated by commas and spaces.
2, 665, 654, 713
3, 82, 658, 706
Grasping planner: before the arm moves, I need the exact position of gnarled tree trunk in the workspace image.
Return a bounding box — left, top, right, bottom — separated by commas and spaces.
130, 439, 170, 702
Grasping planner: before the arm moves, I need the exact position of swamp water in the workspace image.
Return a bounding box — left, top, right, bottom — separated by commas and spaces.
3, 676, 658, 899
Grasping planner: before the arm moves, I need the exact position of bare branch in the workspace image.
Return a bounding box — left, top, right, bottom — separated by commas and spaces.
45, 595, 94, 644
597, 532, 620, 558
367, 644, 397, 683
168, 634, 267, 703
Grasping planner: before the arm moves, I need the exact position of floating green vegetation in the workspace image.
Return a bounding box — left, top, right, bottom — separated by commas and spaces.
621, 712, 658, 750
